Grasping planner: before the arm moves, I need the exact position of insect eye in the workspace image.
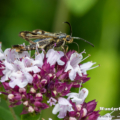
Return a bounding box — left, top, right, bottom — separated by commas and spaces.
66, 37, 70, 41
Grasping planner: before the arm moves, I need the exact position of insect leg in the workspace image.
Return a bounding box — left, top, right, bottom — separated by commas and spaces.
25, 38, 36, 44
60, 41, 66, 52
64, 45, 69, 52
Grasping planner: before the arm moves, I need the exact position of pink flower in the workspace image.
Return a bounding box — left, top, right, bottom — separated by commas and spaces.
47, 97, 57, 106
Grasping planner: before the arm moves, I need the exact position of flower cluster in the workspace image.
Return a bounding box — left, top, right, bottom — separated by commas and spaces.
0, 42, 103, 119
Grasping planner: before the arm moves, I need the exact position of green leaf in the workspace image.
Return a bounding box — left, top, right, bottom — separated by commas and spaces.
64, 0, 97, 16
0, 106, 20, 120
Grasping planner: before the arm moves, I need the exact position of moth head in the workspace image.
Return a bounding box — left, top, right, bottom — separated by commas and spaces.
19, 31, 26, 38
65, 35, 73, 43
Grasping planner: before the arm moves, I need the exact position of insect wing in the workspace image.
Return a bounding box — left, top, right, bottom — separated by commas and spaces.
33, 38, 44, 43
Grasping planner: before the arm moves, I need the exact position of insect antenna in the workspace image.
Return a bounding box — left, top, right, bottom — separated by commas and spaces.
72, 37, 94, 47
73, 42, 79, 52
64, 21, 72, 36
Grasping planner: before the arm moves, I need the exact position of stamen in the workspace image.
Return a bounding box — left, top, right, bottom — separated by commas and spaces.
81, 54, 91, 62
88, 64, 100, 70
110, 110, 114, 115
80, 49, 86, 54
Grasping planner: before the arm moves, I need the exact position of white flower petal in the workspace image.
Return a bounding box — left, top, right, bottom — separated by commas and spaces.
46, 49, 64, 66
52, 104, 60, 114
80, 62, 96, 75
58, 51, 64, 58
67, 93, 79, 100
69, 69, 76, 81
4, 60, 14, 70
4, 49, 18, 63
65, 52, 83, 80
18, 51, 30, 58
25, 66, 40, 73
64, 61, 72, 72
34, 52, 44, 67
67, 88, 89, 105
57, 59, 65, 65
58, 97, 72, 106
1, 70, 12, 82
79, 88, 88, 100
52, 97, 73, 118
71, 96, 83, 104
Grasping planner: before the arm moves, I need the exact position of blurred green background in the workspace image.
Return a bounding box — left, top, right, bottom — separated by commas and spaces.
0, 0, 119, 120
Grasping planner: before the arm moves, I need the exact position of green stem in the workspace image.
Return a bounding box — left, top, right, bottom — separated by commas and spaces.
37, 112, 41, 120
6, 100, 18, 120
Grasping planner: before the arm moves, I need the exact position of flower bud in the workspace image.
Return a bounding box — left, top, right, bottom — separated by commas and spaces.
69, 117, 77, 120
76, 105, 82, 111
19, 88, 26, 93
86, 100, 97, 113
33, 74, 41, 80
48, 73, 53, 77
8, 94, 14, 99
36, 93, 43, 97
23, 101, 28, 106
52, 90, 57, 96
82, 108, 87, 117
28, 106, 34, 113
30, 87, 36, 93
41, 79, 47, 86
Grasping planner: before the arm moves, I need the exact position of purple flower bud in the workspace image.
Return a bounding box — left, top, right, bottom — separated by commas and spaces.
86, 100, 97, 113
87, 111, 100, 120
14, 94, 21, 100
52, 90, 57, 97
41, 79, 47, 85
2, 82, 11, 90
34, 101, 41, 107
33, 74, 41, 81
